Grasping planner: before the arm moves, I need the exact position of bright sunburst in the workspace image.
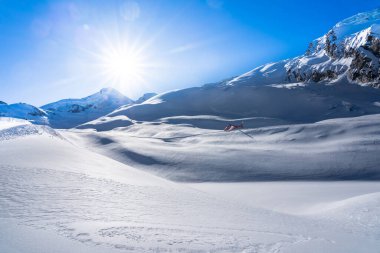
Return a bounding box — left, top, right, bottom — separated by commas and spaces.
99, 45, 147, 90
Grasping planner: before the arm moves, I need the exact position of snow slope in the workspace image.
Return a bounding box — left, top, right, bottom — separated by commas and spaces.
134, 92, 158, 104
64, 113, 380, 182
189, 181, 380, 215
78, 83, 380, 131
76, 115, 135, 131
0, 102, 48, 125
1, 118, 380, 252
0, 117, 31, 130
42, 87, 133, 129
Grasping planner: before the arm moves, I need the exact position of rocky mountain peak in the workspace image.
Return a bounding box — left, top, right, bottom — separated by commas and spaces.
228, 8, 380, 88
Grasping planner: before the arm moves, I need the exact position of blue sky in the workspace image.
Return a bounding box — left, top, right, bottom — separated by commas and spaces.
0, 0, 379, 105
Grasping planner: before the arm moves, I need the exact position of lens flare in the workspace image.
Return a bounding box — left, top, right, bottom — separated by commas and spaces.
99, 45, 147, 90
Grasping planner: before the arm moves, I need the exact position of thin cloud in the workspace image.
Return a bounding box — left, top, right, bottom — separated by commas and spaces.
169, 42, 204, 54
169, 38, 221, 54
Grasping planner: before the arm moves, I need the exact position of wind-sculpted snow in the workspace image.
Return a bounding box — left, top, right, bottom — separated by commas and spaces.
316, 192, 380, 224
0, 134, 325, 252
76, 115, 135, 131
1, 117, 380, 252
0, 165, 317, 252
67, 114, 380, 182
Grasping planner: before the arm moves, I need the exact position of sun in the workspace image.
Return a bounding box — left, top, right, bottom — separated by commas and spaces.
100, 46, 146, 88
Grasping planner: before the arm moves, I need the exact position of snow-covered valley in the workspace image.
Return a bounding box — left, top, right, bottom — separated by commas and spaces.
64, 113, 380, 182
1, 117, 380, 252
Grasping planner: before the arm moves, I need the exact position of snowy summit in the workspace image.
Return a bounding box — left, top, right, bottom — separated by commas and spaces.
41, 88, 133, 128
228, 8, 380, 87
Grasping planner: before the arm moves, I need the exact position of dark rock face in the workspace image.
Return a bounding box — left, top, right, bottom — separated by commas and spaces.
365, 35, 380, 57
0, 101, 7, 105
287, 66, 343, 84
348, 36, 380, 87
324, 30, 338, 58
286, 29, 380, 87
311, 70, 338, 82
68, 104, 93, 113
349, 50, 379, 86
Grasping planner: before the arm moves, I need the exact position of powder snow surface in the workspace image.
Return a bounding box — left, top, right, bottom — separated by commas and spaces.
1, 116, 380, 252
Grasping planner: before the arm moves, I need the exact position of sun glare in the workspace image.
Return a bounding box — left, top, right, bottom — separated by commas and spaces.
100, 46, 146, 89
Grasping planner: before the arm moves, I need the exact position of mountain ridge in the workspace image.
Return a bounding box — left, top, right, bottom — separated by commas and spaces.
79, 8, 380, 131
0, 88, 135, 129
41, 87, 133, 129
2, 9, 380, 130
0, 102, 48, 125
228, 8, 380, 87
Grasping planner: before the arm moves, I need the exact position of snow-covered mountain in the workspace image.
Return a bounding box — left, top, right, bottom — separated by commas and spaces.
84, 78, 380, 131
42, 88, 133, 129
4, 9, 380, 132
78, 8, 380, 131
134, 92, 157, 104
228, 8, 380, 87
0, 102, 48, 125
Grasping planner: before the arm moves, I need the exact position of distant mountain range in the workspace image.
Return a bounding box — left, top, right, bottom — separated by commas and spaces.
41, 88, 133, 128
0, 88, 157, 129
2, 9, 380, 130
82, 8, 380, 131
0, 102, 48, 125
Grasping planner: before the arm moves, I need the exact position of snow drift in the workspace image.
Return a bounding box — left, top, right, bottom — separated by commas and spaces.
2, 117, 380, 252
65, 113, 380, 182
